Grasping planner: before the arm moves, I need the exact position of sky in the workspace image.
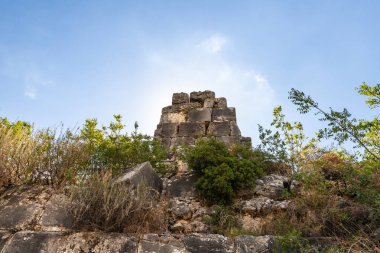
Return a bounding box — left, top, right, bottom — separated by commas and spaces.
1, 1, 379, 144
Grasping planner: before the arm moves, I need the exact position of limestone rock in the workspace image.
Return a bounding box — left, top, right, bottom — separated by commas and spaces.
183, 233, 234, 253
188, 108, 212, 122
190, 91, 215, 104
255, 174, 298, 200
167, 173, 199, 198
235, 235, 274, 253
214, 97, 227, 108
170, 198, 192, 220
40, 194, 73, 231
212, 108, 236, 122
173, 92, 190, 105
208, 122, 231, 136
178, 122, 205, 137
240, 196, 291, 216
113, 162, 163, 193
1, 231, 61, 253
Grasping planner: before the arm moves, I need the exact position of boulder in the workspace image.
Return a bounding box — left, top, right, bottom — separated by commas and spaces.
1, 231, 61, 253
172, 92, 190, 105
183, 233, 234, 253
255, 174, 297, 200
40, 194, 73, 231
169, 198, 192, 220
190, 91, 215, 104
113, 162, 163, 193
234, 235, 274, 253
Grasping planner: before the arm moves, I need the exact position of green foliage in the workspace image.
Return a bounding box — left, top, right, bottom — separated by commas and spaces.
288, 84, 380, 161
273, 229, 321, 253
0, 115, 167, 188
204, 205, 243, 236
183, 138, 265, 205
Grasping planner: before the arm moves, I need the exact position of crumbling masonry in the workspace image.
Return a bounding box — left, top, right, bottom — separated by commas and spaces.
154, 90, 251, 151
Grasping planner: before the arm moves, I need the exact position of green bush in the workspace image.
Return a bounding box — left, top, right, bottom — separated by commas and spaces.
183, 138, 265, 205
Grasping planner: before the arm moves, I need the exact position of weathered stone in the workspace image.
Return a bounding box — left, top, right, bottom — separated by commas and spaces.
159, 138, 171, 150
216, 136, 240, 147
235, 235, 274, 253
167, 173, 199, 197
40, 194, 73, 231
1, 231, 61, 253
240, 137, 252, 146
178, 122, 205, 137
170, 220, 189, 233
240, 197, 290, 216
160, 112, 187, 124
255, 174, 298, 200
157, 123, 178, 138
207, 122, 230, 136
0, 186, 51, 231
170, 198, 192, 220
171, 137, 195, 148
172, 92, 190, 105
190, 91, 215, 104
139, 239, 188, 253
203, 98, 215, 108
49, 232, 138, 253
188, 108, 212, 122
0, 231, 12, 252
113, 162, 163, 193
162, 106, 173, 114
212, 108, 236, 122
214, 97, 227, 108
172, 102, 202, 113
184, 233, 234, 253
230, 121, 241, 136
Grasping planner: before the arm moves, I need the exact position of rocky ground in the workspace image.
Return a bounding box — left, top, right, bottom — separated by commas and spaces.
0, 162, 325, 253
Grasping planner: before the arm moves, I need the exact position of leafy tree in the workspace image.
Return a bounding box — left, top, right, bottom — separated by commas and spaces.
288, 83, 380, 161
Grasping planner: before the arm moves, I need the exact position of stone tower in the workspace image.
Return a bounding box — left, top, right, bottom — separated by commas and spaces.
154, 90, 251, 151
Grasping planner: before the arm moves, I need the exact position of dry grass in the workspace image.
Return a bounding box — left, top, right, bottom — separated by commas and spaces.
67, 170, 167, 233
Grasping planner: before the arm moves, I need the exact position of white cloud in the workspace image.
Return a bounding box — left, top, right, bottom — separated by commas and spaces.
24, 86, 36, 99
132, 34, 277, 144
198, 34, 227, 54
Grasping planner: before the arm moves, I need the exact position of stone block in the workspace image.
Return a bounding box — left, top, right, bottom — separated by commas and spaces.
184, 233, 234, 253
212, 107, 236, 122
172, 92, 190, 105
235, 235, 274, 253
207, 122, 230, 136
216, 136, 240, 147
190, 90, 215, 104
113, 162, 163, 193
178, 122, 206, 137
167, 173, 199, 197
188, 108, 212, 122
162, 105, 172, 114
159, 123, 178, 138
203, 98, 215, 108
173, 137, 195, 147
160, 112, 187, 124
214, 97, 227, 108
230, 121, 241, 136
172, 102, 202, 113
255, 174, 299, 200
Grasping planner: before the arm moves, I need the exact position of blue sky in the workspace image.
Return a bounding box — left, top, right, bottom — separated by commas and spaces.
1, 1, 379, 144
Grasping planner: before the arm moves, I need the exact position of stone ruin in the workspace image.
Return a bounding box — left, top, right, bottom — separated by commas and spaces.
154, 90, 251, 151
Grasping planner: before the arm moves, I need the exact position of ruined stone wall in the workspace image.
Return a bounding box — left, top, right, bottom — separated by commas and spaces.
154, 90, 251, 151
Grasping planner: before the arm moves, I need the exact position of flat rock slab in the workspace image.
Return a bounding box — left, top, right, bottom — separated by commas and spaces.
1, 231, 62, 253
139, 240, 188, 253
235, 235, 274, 253
114, 162, 163, 193
183, 233, 234, 253
40, 194, 73, 231
240, 197, 290, 216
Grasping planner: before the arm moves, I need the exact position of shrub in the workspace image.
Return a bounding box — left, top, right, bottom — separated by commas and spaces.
67, 170, 165, 232
183, 138, 265, 205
